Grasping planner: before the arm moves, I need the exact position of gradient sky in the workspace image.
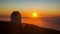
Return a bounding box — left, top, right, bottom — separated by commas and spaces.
0, 0, 60, 30
0, 0, 60, 16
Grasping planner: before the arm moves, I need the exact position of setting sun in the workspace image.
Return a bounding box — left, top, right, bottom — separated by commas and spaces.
32, 12, 38, 17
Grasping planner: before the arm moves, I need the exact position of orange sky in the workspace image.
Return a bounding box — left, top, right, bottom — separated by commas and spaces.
0, 0, 60, 31
0, 0, 60, 17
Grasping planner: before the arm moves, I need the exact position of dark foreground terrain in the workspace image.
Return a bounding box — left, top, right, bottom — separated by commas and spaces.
0, 21, 60, 34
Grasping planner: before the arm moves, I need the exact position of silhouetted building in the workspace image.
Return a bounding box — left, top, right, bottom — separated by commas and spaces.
10, 11, 22, 34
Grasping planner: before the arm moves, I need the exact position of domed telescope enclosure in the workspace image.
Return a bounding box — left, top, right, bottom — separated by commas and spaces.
11, 11, 21, 24
10, 11, 22, 34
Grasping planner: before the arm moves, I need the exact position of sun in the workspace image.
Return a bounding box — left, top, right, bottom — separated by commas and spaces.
32, 12, 38, 17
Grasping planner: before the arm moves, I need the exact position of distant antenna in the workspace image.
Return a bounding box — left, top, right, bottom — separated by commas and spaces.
10, 11, 22, 34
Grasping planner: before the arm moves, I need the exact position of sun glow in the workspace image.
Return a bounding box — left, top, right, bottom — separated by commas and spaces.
32, 12, 38, 17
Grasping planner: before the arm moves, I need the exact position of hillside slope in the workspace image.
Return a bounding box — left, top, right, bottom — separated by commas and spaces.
0, 21, 60, 34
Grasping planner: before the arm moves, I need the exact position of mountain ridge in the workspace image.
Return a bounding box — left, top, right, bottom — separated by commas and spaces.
0, 21, 60, 34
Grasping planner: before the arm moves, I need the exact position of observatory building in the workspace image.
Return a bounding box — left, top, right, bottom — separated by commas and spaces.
11, 11, 22, 34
